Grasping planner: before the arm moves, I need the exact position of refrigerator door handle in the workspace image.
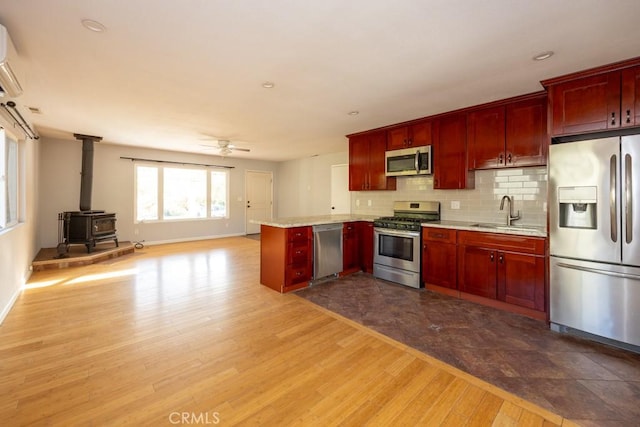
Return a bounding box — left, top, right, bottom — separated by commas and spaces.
625, 153, 633, 244
557, 262, 640, 281
611, 154, 618, 242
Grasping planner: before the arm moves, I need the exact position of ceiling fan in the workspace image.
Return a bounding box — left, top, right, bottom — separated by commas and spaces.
199, 137, 251, 156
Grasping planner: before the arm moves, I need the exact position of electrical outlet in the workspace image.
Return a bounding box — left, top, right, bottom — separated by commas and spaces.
451, 201, 460, 209
134, 228, 139, 235
356, 199, 360, 207
367, 200, 372, 207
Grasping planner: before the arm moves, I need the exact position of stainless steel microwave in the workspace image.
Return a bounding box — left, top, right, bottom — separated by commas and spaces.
385, 146, 432, 176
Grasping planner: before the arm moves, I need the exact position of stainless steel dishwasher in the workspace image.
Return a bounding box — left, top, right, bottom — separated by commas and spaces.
312, 223, 343, 281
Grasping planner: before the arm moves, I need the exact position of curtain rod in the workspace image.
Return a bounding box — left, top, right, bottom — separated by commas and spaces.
120, 156, 234, 169
1, 101, 39, 140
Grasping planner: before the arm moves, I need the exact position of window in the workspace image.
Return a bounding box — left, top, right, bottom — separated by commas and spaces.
211, 171, 228, 218
135, 164, 228, 222
0, 129, 18, 230
135, 166, 158, 221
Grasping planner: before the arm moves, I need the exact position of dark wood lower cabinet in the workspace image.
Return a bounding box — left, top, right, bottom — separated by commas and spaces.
342, 222, 360, 274
497, 250, 545, 311
260, 225, 312, 293
423, 227, 547, 319
359, 221, 374, 273
457, 231, 546, 315
422, 227, 457, 290
457, 245, 498, 298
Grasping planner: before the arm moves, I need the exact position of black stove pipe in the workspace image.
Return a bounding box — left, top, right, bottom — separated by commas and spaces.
74, 133, 102, 212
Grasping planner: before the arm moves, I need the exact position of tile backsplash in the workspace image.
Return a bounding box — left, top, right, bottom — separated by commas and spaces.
351, 167, 547, 228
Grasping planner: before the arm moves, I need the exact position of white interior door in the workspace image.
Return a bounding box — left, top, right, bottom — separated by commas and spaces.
246, 170, 273, 234
331, 164, 350, 215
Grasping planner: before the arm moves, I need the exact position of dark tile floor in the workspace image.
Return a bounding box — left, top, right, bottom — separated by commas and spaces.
295, 273, 640, 426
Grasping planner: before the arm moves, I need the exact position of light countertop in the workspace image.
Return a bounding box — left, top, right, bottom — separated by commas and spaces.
254, 214, 377, 228
423, 220, 547, 237
254, 216, 546, 237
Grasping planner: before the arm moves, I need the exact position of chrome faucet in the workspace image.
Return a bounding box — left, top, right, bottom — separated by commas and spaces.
500, 195, 521, 226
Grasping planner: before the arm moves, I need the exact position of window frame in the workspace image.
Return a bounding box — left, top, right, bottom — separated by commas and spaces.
134, 162, 229, 224
0, 128, 19, 232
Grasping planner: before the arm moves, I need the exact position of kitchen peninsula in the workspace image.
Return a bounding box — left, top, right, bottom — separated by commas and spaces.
257, 215, 377, 293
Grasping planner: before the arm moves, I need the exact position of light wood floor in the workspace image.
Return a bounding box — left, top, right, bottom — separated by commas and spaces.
0, 237, 573, 426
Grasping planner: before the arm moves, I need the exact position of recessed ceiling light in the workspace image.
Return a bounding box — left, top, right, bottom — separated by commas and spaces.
262, 82, 275, 88
533, 51, 554, 61
81, 19, 106, 32
348, 111, 359, 116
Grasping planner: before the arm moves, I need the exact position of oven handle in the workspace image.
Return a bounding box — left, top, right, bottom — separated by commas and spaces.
374, 227, 420, 238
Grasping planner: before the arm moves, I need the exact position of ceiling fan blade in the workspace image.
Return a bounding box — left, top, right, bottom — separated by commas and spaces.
231, 147, 251, 152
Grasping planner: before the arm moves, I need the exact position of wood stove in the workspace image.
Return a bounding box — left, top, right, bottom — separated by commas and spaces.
56, 134, 119, 255
62, 211, 118, 253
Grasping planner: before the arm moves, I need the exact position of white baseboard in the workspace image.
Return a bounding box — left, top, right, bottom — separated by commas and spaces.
139, 232, 247, 247
0, 286, 21, 325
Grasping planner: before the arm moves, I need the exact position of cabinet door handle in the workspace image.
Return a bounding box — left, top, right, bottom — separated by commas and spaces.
507, 153, 512, 164
499, 253, 504, 264
498, 153, 504, 164
611, 112, 616, 126
490, 252, 494, 262
627, 109, 632, 124
407, 138, 412, 146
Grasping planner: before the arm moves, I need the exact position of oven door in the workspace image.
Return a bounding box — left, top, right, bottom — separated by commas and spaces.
373, 228, 421, 272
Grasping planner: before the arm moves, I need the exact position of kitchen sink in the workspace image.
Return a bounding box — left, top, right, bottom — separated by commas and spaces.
470, 223, 540, 232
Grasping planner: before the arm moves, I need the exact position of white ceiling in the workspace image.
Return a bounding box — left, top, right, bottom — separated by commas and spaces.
2, 1, 640, 161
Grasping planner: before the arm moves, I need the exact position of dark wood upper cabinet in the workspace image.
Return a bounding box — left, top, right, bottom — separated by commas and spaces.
468, 94, 547, 169
387, 120, 432, 150
348, 131, 396, 191
621, 65, 640, 127
433, 113, 474, 189
542, 57, 640, 137
467, 105, 505, 169
547, 73, 621, 136
505, 95, 547, 167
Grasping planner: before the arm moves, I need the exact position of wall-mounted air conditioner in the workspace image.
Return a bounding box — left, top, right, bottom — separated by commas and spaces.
0, 24, 23, 98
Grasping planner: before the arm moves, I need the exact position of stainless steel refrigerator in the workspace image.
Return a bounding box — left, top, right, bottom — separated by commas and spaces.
549, 135, 640, 349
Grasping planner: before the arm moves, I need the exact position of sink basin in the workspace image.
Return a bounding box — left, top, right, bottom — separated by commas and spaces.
470, 223, 539, 232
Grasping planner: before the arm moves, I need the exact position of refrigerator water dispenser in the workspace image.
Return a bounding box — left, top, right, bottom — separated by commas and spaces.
558, 186, 597, 229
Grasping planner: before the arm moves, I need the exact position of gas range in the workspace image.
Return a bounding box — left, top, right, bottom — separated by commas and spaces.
372, 201, 440, 288
373, 201, 440, 232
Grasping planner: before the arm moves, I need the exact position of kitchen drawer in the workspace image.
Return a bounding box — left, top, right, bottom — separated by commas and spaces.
458, 231, 545, 255
422, 227, 457, 244
287, 226, 311, 243
287, 242, 311, 265
285, 265, 311, 285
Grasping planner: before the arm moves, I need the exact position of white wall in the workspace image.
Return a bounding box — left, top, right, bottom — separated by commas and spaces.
276, 151, 348, 217
0, 126, 39, 323
37, 138, 279, 248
